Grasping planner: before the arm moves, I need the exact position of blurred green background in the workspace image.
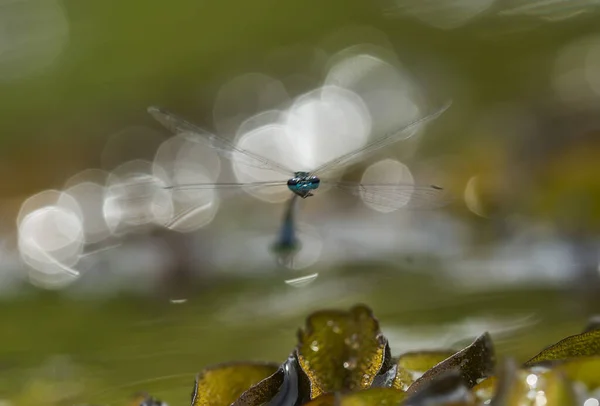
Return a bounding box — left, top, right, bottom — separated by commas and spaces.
1, 0, 600, 404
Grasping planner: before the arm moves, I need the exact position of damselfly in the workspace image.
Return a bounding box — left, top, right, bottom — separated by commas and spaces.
147, 101, 452, 265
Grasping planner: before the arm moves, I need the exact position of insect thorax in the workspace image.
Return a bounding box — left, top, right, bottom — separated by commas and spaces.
287, 171, 321, 198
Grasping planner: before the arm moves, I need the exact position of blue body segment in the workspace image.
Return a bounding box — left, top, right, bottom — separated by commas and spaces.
287, 171, 321, 198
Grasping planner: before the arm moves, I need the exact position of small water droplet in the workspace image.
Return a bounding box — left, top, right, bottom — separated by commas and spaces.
327, 320, 342, 334
343, 357, 357, 370
345, 333, 360, 349
310, 340, 319, 352
362, 373, 371, 385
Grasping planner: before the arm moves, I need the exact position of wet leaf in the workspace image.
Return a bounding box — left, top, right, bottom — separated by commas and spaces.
392, 351, 456, 391
402, 369, 476, 405
406, 333, 495, 395
296, 304, 390, 398
191, 362, 279, 406
524, 330, 600, 366
559, 357, 600, 390
370, 362, 397, 389
233, 354, 311, 406
232, 369, 284, 406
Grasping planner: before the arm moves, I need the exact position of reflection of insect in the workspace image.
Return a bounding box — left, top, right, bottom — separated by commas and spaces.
271, 193, 301, 265
148, 101, 452, 263
147, 100, 451, 206
129, 392, 168, 406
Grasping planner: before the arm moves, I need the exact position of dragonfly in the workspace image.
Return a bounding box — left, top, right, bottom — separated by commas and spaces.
147, 101, 451, 203
147, 101, 452, 261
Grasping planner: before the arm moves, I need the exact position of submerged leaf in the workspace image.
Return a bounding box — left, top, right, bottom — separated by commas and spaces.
129, 392, 167, 406
525, 330, 600, 366
406, 333, 495, 395
392, 351, 456, 391
191, 362, 279, 406
296, 304, 391, 398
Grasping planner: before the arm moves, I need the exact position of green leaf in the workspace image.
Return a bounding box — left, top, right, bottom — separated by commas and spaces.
341, 388, 406, 406
406, 333, 496, 395
303, 389, 407, 406
524, 330, 600, 366
233, 354, 311, 406
558, 357, 600, 390
232, 369, 285, 406
401, 369, 477, 405
490, 359, 577, 406
190, 362, 279, 406
542, 370, 578, 406
303, 393, 337, 406
295, 304, 391, 398
392, 351, 456, 391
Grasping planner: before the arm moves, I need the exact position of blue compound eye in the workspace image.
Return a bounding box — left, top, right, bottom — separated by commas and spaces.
308, 177, 320, 189
287, 178, 299, 187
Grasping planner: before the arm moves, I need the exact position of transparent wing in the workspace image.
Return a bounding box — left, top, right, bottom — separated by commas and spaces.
324, 181, 453, 210
310, 100, 452, 176
110, 181, 287, 207
162, 181, 288, 229
163, 181, 287, 190
147, 106, 295, 176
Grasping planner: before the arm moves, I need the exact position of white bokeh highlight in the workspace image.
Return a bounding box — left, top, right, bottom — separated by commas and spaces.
17, 190, 85, 288
154, 133, 221, 232
325, 51, 423, 145
360, 159, 414, 213
552, 34, 600, 107
283, 85, 372, 171
103, 160, 173, 234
